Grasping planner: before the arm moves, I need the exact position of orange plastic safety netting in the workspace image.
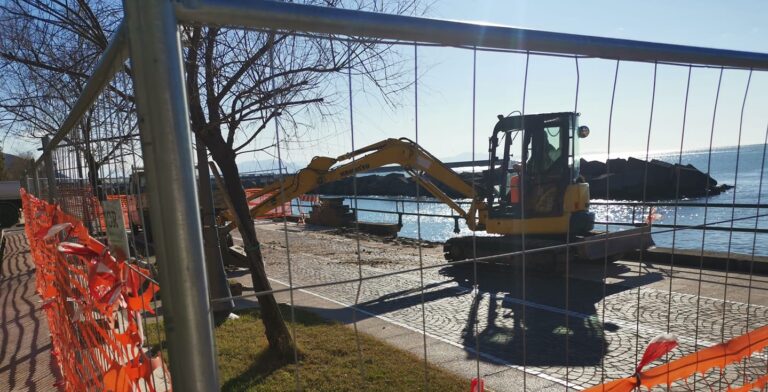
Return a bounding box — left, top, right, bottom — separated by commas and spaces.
584, 325, 768, 392
21, 189, 170, 392
55, 182, 103, 231
245, 188, 292, 219
97, 195, 132, 231
53, 183, 132, 232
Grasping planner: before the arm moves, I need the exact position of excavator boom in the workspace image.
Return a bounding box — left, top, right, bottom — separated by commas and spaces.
238, 138, 487, 230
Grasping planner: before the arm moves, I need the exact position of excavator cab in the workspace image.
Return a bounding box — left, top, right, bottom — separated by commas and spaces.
485, 112, 593, 235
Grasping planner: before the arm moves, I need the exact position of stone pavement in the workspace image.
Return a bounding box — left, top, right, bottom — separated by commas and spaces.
231, 222, 768, 391
0, 227, 58, 392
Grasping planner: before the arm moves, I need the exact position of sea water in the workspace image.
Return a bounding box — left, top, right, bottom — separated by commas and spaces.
295, 144, 768, 257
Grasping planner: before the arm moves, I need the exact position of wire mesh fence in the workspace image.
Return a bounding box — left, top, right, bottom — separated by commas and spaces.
21, 189, 169, 391
15, 1, 768, 391
19, 33, 175, 391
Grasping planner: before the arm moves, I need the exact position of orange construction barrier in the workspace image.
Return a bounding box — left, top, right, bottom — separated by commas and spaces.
470, 377, 484, 392
245, 188, 292, 218
584, 325, 768, 392
295, 194, 320, 223
55, 182, 103, 230
509, 175, 520, 204
91, 194, 132, 231
21, 189, 168, 391
49, 184, 131, 232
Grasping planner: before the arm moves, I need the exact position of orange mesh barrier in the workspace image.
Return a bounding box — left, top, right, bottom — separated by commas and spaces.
728, 375, 768, 392
583, 325, 768, 392
294, 194, 320, 223
245, 188, 291, 218
96, 195, 132, 231
55, 182, 103, 230
298, 194, 320, 204
21, 189, 169, 391
50, 184, 131, 232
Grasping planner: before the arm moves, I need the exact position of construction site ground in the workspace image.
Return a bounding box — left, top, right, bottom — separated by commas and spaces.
230, 220, 768, 391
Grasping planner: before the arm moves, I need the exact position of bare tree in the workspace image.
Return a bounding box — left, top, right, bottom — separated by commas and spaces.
0, 144, 5, 180
0, 0, 423, 361
0, 0, 133, 197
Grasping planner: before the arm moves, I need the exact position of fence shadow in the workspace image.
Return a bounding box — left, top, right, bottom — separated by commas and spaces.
0, 229, 59, 391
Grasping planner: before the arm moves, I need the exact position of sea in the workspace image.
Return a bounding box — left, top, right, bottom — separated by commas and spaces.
293, 144, 768, 257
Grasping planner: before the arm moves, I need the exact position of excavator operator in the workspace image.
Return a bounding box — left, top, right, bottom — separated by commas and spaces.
526, 127, 559, 175
523, 124, 564, 215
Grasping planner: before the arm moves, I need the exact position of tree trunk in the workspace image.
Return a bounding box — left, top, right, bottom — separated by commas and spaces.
206, 137, 298, 361
196, 138, 235, 321
82, 121, 104, 201
184, 25, 295, 360
85, 154, 103, 199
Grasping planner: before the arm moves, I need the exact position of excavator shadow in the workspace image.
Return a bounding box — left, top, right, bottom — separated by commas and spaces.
439, 261, 664, 367
285, 259, 663, 369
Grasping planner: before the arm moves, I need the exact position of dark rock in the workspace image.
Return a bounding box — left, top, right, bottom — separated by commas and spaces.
579, 157, 729, 201
237, 157, 728, 202
228, 280, 244, 296
315, 172, 482, 199
579, 159, 607, 178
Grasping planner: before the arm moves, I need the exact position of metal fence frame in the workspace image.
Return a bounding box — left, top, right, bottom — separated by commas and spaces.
23, 0, 768, 390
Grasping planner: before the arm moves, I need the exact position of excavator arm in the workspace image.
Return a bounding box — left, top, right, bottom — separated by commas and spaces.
238, 138, 487, 230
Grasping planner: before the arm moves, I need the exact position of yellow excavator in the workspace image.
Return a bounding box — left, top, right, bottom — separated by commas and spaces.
239, 111, 652, 265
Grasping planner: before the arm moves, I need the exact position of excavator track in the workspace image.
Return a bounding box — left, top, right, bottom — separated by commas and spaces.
443, 225, 654, 270
443, 235, 569, 272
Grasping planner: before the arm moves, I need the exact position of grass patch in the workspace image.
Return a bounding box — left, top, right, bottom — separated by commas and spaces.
147, 306, 469, 391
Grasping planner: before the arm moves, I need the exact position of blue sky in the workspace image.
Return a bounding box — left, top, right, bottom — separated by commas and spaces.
260, 0, 768, 169
9, 1, 768, 172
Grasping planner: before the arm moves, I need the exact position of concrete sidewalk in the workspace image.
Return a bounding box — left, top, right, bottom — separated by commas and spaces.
0, 227, 58, 392
263, 277, 567, 392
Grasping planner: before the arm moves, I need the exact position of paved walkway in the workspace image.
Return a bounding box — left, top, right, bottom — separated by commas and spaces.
232, 221, 768, 391
0, 227, 58, 392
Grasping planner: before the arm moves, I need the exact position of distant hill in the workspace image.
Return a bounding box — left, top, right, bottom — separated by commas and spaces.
236, 152, 479, 176
3, 152, 24, 167
2, 152, 29, 180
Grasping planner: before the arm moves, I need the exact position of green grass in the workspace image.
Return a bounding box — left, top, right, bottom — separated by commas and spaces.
147, 306, 469, 391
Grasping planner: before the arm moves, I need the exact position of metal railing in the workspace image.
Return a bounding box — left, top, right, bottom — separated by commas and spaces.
289, 196, 768, 236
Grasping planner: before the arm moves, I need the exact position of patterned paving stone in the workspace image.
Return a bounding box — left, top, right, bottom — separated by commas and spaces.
0, 229, 58, 392
245, 223, 768, 390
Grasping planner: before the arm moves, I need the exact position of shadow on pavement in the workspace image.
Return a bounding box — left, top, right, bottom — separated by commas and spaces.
442, 261, 664, 366
290, 260, 663, 368
0, 229, 60, 391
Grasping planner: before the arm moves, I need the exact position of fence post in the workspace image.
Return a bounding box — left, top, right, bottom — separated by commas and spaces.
30, 159, 40, 197
122, 0, 220, 390
42, 136, 56, 203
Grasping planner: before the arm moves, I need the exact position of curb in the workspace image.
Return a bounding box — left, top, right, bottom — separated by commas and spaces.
628, 247, 768, 275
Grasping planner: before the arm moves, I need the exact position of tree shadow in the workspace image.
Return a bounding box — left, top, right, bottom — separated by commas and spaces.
219, 347, 286, 392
